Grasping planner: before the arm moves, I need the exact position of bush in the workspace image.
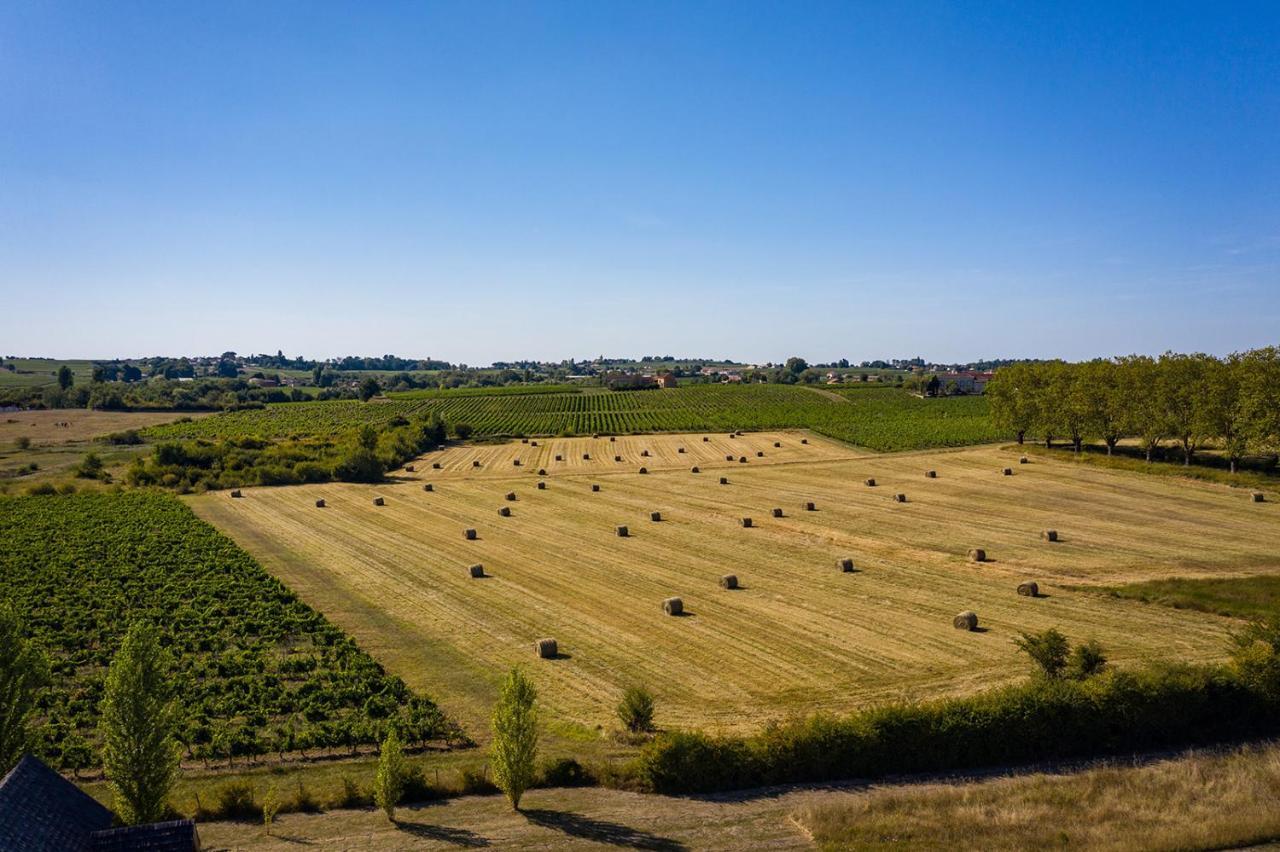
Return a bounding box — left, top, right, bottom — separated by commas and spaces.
1014, 629, 1069, 679
453, 423, 474, 440
1068, 640, 1108, 680
540, 757, 594, 788
616, 685, 656, 733
214, 781, 260, 820
457, 767, 499, 796
14, 436, 31, 450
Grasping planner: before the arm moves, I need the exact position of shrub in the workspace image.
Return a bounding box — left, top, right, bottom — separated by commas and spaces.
14, 436, 30, 450
1068, 640, 1108, 680
1014, 629, 1069, 679
215, 781, 260, 820
617, 685, 656, 734
454, 423, 474, 440
457, 767, 499, 796
540, 757, 593, 788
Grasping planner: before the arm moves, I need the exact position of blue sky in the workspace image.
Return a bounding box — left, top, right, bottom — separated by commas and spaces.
2, 1, 1277, 364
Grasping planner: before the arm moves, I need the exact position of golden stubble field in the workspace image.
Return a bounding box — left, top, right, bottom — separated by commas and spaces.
189, 431, 1279, 739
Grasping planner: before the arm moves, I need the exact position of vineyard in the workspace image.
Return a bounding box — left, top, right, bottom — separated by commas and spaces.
146, 385, 1003, 452
0, 492, 452, 773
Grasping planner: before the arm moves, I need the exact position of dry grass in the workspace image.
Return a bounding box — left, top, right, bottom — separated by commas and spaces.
794, 742, 1280, 851
188, 434, 1278, 740
0, 409, 210, 445
196, 742, 1280, 851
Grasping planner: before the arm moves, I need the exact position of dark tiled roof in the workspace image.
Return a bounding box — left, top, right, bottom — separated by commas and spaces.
0, 755, 112, 852
91, 819, 201, 852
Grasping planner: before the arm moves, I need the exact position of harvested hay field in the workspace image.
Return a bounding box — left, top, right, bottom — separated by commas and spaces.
1, 409, 212, 445
189, 437, 1278, 737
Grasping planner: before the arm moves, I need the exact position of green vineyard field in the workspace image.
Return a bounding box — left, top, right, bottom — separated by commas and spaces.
0, 492, 449, 771
146, 385, 1002, 452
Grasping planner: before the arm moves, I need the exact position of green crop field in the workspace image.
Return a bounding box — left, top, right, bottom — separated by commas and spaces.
146, 385, 1002, 452
0, 358, 97, 388
0, 492, 449, 773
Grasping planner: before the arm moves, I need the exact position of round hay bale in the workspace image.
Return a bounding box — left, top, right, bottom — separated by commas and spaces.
537, 468, 547, 476
609, 436, 616, 442
433, 462, 442, 469
756, 451, 764, 458
774, 442, 781, 448
741, 517, 753, 528
663, 597, 683, 616
498, 506, 511, 517
315, 499, 326, 508
535, 638, 557, 659
720, 574, 738, 589
1251, 492, 1266, 503
555, 454, 563, 461
650, 511, 661, 522
725, 454, 735, 461
801, 438, 809, 444
968, 548, 987, 563
925, 470, 937, 478
469, 564, 485, 578
592, 433, 600, 439
464, 528, 477, 540
702, 436, 710, 442
531, 441, 539, 447
522, 438, 529, 444
1019, 456, 1029, 464
405, 465, 415, 472
472, 460, 481, 468
771, 508, 783, 518
893, 493, 907, 503
614, 455, 622, 462
1002, 467, 1013, 476
837, 557, 854, 572
373, 497, 385, 506
591, 484, 600, 492
1017, 581, 1039, 597
616, 525, 629, 537
505, 492, 516, 501
719, 477, 729, 485
804, 501, 815, 511
728, 433, 736, 439
638, 467, 648, 474
678, 447, 686, 454
953, 611, 978, 631
513, 459, 521, 466
230, 490, 243, 498
738, 456, 747, 463
865, 478, 876, 487
423, 483, 433, 492
537, 481, 546, 489
641, 450, 650, 457
583, 453, 591, 460
1041, 529, 1058, 542
691, 466, 700, 473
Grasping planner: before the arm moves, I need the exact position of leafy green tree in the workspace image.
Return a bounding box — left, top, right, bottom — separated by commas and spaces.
784, 357, 809, 376
454, 422, 474, 441
1159, 352, 1210, 465
1120, 355, 1166, 461
359, 377, 381, 402
57, 364, 74, 390
988, 362, 1043, 445
0, 605, 50, 774
491, 667, 538, 810
99, 622, 181, 825
1013, 628, 1069, 679
616, 685, 656, 733
1080, 359, 1126, 454
373, 728, 406, 822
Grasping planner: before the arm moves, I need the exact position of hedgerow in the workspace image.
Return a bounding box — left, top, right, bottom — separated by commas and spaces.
0, 492, 460, 773
635, 662, 1280, 795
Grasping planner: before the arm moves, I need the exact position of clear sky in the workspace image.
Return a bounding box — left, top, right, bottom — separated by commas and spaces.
2, 2, 1277, 365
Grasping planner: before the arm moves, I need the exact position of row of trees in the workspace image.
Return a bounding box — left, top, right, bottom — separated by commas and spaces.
987, 349, 1280, 471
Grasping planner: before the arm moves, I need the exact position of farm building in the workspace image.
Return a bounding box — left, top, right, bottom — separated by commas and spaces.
655, 373, 678, 389
0, 755, 201, 851
934, 370, 994, 394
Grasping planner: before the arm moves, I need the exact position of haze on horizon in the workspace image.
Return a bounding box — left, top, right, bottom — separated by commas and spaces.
2, 2, 1278, 365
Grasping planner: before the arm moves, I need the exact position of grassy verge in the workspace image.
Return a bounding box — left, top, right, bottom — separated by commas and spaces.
1086, 576, 1280, 622
794, 740, 1280, 852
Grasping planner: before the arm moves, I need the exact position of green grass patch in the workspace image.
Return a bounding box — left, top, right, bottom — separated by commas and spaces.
1093, 576, 1280, 622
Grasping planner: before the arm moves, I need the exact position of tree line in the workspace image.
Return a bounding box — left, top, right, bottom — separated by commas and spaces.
986, 348, 1280, 472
